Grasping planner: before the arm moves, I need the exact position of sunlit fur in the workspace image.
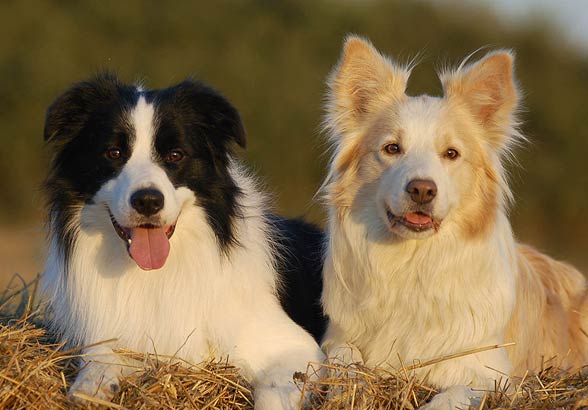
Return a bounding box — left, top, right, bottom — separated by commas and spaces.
42, 76, 324, 410
320, 36, 588, 409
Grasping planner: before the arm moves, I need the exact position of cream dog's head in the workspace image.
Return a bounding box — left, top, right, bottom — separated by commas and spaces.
322, 36, 521, 241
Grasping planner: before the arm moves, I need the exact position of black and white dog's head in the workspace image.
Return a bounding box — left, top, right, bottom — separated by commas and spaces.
44, 74, 246, 270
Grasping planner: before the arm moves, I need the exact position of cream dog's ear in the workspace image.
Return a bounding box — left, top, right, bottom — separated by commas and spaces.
325, 35, 410, 138
441, 50, 520, 149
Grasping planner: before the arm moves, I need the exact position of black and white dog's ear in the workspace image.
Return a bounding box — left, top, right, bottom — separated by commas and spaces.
172, 80, 247, 149
44, 73, 123, 143
214, 97, 246, 149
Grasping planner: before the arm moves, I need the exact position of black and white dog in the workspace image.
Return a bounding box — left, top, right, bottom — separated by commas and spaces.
42, 74, 326, 409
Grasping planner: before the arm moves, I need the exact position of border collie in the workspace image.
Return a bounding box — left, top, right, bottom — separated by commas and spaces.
42, 74, 326, 409
320, 36, 588, 409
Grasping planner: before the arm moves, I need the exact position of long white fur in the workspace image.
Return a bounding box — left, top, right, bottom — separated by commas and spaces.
42, 95, 324, 410
321, 37, 522, 410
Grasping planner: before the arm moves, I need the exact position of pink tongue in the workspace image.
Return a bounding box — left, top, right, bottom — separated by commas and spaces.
404, 212, 432, 225
129, 227, 170, 270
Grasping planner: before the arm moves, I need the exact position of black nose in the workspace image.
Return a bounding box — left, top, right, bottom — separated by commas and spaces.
130, 188, 164, 216
406, 179, 437, 204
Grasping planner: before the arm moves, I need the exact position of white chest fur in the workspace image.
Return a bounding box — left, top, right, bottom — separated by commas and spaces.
322, 211, 518, 386
43, 201, 277, 370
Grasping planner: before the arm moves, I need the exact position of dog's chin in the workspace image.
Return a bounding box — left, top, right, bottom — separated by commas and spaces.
108, 210, 177, 271
385, 208, 441, 240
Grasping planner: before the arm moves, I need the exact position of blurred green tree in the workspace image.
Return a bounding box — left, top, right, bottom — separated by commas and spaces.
0, 0, 586, 269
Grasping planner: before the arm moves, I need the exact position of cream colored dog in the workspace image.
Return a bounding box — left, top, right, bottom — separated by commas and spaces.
320, 36, 588, 409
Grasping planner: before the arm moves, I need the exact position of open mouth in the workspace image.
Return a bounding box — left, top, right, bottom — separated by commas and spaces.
109, 211, 176, 271
386, 208, 440, 233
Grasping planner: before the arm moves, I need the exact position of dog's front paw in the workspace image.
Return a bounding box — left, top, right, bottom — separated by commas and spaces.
420, 385, 482, 410
68, 362, 121, 404
324, 342, 364, 367
254, 382, 307, 410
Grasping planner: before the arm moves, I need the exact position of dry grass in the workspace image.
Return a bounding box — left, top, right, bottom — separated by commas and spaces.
0, 316, 254, 410
303, 360, 588, 409
2, 278, 588, 409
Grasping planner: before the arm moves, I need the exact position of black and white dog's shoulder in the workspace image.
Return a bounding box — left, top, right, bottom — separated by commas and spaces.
42, 73, 325, 409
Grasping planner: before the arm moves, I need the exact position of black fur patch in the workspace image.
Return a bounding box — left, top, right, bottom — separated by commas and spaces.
44, 73, 138, 265
269, 216, 327, 342
147, 80, 246, 250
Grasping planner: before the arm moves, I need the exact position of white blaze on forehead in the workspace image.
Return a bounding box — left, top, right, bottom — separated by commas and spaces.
129, 95, 156, 162
396, 96, 445, 151
92, 90, 193, 242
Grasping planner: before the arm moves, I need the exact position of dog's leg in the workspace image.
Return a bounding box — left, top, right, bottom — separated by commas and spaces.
321, 341, 365, 400
252, 337, 325, 410
228, 312, 325, 410
323, 341, 364, 366
321, 319, 364, 366
419, 347, 512, 410
420, 385, 483, 410
68, 344, 135, 403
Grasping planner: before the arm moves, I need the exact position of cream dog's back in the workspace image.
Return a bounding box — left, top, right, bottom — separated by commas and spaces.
508, 244, 588, 374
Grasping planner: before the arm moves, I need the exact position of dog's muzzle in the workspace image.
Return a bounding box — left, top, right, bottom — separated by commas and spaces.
109, 210, 176, 271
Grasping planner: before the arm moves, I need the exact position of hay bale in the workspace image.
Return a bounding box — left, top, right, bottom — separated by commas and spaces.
2, 277, 588, 409
112, 353, 253, 409
0, 315, 83, 409
301, 360, 588, 410
0, 317, 254, 410
0, 276, 255, 409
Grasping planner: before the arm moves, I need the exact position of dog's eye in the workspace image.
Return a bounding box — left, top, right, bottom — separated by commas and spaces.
383, 143, 401, 155
445, 148, 460, 160
106, 147, 122, 160
165, 149, 185, 163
